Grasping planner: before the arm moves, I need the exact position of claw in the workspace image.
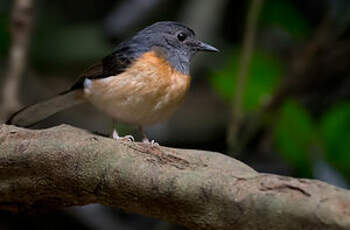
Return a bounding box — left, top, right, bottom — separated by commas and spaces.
112, 129, 134, 142
143, 138, 159, 146
114, 135, 135, 142
124, 135, 135, 142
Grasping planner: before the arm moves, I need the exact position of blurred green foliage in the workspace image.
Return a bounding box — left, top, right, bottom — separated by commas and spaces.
210, 0, 349, 182
274, 100, 314, 177
274, 101, 350, 180
321, 103, 350, 180
260, 0, 311, 39
210, 49, 282, 111
210, 0, 311, 110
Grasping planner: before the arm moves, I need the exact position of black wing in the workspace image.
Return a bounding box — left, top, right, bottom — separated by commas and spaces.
69, 47, 134, 91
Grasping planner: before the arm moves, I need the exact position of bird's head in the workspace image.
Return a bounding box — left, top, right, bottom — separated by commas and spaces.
118, 21, 219, 74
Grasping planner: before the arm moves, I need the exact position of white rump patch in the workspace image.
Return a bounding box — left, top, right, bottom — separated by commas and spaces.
84, 78, 92, 95
84, 78, 92, 88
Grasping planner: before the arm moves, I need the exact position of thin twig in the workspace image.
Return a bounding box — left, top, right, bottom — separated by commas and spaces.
265, 14, 333, 112
234, 14, 333, 153
227, 0, 264, 151
0, 0, 35, 122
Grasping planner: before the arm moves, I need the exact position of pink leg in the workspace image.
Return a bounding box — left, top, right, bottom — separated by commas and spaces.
112, 120, 134, 142
138, 126, 158, 146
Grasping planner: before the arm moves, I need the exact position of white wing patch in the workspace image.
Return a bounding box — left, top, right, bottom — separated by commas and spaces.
83, 78, 92, 95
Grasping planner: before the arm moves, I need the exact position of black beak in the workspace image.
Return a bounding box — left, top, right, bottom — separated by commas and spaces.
196, 41, 219, 52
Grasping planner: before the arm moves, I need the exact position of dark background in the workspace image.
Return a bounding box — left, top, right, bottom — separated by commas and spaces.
0, 0, 349, 229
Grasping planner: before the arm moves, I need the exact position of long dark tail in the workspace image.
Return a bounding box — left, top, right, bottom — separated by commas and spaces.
6, 89, 86, 127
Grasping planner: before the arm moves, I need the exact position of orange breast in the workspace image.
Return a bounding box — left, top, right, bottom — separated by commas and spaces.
84, 51, 191, 125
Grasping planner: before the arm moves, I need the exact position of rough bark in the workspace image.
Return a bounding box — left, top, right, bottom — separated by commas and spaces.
0, 124, 349, 230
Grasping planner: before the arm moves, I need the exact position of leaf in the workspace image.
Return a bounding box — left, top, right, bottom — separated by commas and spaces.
320, 103, 350, 178
274, 100, 314, 176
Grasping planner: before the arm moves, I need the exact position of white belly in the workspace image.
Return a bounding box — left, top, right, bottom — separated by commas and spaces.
83, 59, 190, 125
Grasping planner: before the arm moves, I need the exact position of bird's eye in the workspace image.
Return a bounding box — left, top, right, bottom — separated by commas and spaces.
177, 33, 187, 42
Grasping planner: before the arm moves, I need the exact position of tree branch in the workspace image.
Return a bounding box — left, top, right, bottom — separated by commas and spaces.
0, 124, 349, 230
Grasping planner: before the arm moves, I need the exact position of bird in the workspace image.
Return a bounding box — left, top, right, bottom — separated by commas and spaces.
7, 21, 219, 143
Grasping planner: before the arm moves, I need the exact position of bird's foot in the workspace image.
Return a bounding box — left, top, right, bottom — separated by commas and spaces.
112, 130, 135, 142
142, 137, 159, 146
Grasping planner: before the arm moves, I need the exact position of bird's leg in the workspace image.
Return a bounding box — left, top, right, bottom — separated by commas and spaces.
112, 120, 134, 142
138, 126, 158, 145
138, 126, 148, 143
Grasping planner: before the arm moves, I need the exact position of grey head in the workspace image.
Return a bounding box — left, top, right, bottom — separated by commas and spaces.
114, 21, 219, 75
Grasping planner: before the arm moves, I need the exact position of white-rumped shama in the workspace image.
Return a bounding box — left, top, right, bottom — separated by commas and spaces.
7, 21, 219, 143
